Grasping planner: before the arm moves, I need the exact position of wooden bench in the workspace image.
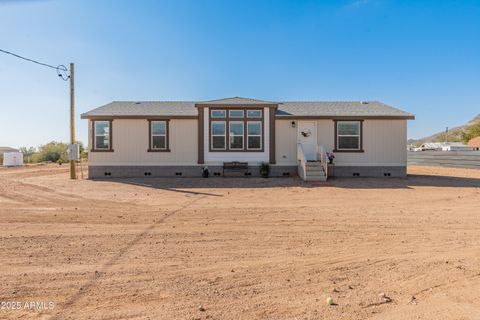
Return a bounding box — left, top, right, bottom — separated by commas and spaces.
223, 161, 249, 177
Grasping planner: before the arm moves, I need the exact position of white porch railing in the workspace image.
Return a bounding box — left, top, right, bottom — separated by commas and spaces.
297, 143, 307, 179
317, 145, 328, 179
298, 143, 329, 181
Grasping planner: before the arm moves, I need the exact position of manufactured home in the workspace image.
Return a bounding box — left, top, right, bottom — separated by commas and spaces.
81, 97, 414, 180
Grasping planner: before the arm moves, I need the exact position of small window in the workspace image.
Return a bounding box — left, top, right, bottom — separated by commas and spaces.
94, 121, 110, 150
247, 121, 262, 150
229, 121, 244, 150
229, 110, 244, 118
150, 121, 168, 150
247, 110, 262, 118
336, 121, 361, 150
211, 121, 226, 150
211, 110, 226, 118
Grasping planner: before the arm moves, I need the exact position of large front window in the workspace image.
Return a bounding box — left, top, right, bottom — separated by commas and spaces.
93, 120, 111, 150
210, 109, 263, 151
336, 121, 362, 151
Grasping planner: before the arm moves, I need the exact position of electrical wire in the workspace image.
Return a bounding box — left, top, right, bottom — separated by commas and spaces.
0, 48, 70, 81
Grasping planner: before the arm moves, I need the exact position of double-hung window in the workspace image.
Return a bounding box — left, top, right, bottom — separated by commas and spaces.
229, 121, 244, 150
247, 121, 262, 150
149, 120, 168, 151
336, 121, 362, 151
211, 121, 227, 150
93, 120, 111, 151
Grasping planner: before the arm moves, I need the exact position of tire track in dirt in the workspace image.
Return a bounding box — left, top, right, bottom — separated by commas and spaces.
47, 195, 207, 320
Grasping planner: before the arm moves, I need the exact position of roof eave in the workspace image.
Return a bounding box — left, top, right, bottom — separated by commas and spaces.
275, 115, 415, 120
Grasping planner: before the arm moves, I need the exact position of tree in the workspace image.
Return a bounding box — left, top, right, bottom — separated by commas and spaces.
461, 122, 480, 143
19, 146, 36, 164
34, 141, 69, 163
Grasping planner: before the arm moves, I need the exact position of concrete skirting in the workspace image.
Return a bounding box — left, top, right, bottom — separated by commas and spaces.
88, 165, 298, 179
329, 165, 406, 177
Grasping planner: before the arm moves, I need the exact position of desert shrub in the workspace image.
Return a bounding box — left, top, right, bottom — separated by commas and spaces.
34, 141, 69, 163
462, 122, 480, 143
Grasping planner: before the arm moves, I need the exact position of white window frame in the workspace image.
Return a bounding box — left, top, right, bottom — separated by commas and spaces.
150, 120, 167, 150
336, 121, 361, 151
211, 121, 226, 150
247, 110, 262, 118
211, 110, 226, 118
229, 121, 244, 150
229, 110, 244, 118
247, 121, 262, 150
94, 120, 110, 150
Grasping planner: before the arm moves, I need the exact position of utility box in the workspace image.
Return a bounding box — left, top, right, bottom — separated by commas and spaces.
68, 144, 80, 161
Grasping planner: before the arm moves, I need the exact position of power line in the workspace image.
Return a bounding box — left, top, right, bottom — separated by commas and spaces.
0, 48, 70, 80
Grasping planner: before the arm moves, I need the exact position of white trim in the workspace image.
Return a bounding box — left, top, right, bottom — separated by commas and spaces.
211, 121, 226, 150
150, 120, 167, 150
94, 120, 110, 150
336, 121, 361, 151
247, 121, 262, 150
229, 121, 244, 150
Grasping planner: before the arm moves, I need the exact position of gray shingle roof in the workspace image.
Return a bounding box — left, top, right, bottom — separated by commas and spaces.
198, 96, 277, 105
276, 101, 414, 118
81, 98, 414, 119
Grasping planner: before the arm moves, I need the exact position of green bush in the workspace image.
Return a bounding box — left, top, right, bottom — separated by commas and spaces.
33, 141, 69, 163
462, 122, 480, 143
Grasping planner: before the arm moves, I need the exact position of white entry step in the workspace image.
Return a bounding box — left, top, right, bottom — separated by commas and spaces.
304, 161, 327, 181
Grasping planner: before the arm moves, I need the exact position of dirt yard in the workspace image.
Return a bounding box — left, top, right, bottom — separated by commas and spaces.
0, 164, 479, 320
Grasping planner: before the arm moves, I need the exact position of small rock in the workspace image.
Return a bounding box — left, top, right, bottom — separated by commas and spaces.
332, 287, 339, 293
348, 285, 354, 290
379, 293, 392, 302
198, 305, 206, 312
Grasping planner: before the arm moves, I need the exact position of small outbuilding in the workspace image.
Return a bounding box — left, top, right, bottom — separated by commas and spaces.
2, 152, 23, 167
468, 136, 480, 150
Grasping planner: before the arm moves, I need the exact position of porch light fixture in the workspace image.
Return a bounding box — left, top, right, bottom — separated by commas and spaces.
291, 121, 296, 128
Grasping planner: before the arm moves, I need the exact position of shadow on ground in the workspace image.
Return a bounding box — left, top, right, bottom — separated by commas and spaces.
93, 174, 480, 191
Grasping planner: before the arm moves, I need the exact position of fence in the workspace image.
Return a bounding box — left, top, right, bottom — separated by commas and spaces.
408, 151, 480, 169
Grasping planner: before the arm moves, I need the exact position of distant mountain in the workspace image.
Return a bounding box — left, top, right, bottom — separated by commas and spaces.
408, 114, 480, 145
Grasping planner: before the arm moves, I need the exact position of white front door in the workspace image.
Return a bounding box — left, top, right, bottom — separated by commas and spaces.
298, 121, 317, 160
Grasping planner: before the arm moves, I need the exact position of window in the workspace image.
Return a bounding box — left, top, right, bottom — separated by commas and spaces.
149, 120, 168, 150
247, 121, 262, 150
209, 108, 263, 151
247, 110, 262, 118
336, 121, 362, 151
211, 121, 226, 150
211, 110, 226, 118
229, 121, 244, 149
229, 110, 244, 118
93, 120, 111, 150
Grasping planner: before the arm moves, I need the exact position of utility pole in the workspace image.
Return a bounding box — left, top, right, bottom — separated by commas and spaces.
445, 127, 448, 144
70, 62, 76, 179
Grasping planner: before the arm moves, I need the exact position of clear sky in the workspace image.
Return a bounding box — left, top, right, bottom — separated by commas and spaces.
1, 0, 479, 148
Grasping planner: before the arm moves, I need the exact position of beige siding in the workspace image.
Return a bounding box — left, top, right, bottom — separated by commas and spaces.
275, 119, 407, 166
333, 119, 407, 166
275, 120, 297, 165
89, 119, 198, 166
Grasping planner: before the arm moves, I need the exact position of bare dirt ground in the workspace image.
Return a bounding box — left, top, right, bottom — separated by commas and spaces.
0, 164, 480, 320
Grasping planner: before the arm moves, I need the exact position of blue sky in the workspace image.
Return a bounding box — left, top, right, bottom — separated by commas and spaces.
0, 0, 479, 148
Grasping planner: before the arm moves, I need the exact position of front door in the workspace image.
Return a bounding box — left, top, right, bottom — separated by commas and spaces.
297, 121, 317, 160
